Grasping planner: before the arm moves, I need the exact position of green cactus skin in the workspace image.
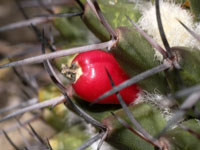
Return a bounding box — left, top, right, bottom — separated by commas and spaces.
83, 3, 110, 41
166, 47, 200, 111
102, 103, 167, 150
83, 0, 141, 41
164, 119, 200, 150
164, 47, 200, 113
111, 27, 168, 94
178, 48, 200, 87
167, 47, 200, 93
53, 6, 91, 47
189, 0, 200, 20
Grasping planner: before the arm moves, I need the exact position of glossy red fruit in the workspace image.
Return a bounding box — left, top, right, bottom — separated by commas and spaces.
70, 50, 140, 104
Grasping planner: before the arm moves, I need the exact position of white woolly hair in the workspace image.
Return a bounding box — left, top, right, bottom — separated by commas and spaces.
138, 0, 200, 61
134, 90, 175, 121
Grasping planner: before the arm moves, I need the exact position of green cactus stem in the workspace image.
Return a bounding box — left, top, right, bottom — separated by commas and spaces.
82, 0, 141, 41
189, 0, 200, 20
102, 103, 167, 150
164, 119, 200, 150
111, 27, 168, 93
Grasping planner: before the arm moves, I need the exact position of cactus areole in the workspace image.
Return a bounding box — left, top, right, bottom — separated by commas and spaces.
62, 50, 140, 104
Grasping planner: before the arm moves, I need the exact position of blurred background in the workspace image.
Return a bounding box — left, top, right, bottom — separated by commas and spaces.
0, 0, 62, 149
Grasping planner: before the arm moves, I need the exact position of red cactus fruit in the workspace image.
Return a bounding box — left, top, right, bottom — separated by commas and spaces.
62, 50, 140, 104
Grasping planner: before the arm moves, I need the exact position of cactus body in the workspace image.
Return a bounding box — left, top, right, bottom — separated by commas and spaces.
2, 0, 200, 150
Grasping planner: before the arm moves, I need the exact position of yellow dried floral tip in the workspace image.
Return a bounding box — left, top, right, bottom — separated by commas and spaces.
182, 0, 190, 8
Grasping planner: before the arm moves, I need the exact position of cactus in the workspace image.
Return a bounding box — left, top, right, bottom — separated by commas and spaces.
0, 0, 200, 150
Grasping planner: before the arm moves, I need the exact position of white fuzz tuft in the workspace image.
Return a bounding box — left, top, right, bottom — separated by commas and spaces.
134, 90, 175, 121
138, 1, 200, 61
